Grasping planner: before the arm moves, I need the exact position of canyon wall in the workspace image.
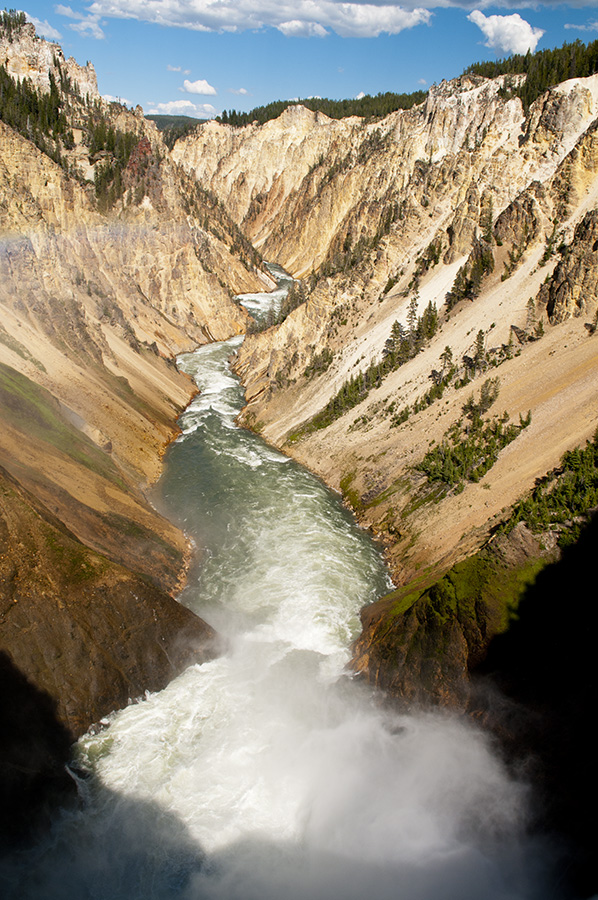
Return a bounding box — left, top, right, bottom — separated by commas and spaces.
0, 23, 269, 756
176, 71, 598, 707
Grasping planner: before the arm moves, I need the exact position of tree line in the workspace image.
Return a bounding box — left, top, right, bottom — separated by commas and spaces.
465, 39, 598, 111
215, 38, 598, 130
503, 429, 598, 546
415, 378, 531, 491
0, 64, 72, 165
0, 8, 26, 39
296, 297, 438, 436
217, 90, 427, 128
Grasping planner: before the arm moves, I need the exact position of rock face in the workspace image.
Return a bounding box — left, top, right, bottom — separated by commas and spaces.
174, 70, 598, 711
0, 20, 267, 766
351, 524, 554, 709
539, 208, 598, 322
0, 21, 99, 99
0, 465, 217, 739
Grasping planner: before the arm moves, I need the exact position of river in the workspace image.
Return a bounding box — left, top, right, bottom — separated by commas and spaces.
0, 279, 554, 899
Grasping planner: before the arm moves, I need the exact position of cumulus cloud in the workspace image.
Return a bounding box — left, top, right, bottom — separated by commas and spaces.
277, 20, 328, 38
88, 0, 431, 38
182, 78, 217, 95
564, 20, 598, 32
56, 4, 105, 38
418, 77, 427, 85
147, 98, 217, 117
356, 90, 366, 99
229, 87, 249, 95
468, 10, 544, 55
25, 15, 62, 40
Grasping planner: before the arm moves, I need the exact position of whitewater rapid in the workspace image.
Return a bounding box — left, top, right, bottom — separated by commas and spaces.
0, 285, 553, 899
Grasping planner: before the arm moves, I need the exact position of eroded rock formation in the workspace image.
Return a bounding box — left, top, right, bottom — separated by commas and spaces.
175, 70, 598, 711
0, 21, 266, 764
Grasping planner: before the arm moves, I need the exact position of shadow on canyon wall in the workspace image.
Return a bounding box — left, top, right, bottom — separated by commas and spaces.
0, 651, 74, 846
473, 512, 598, 898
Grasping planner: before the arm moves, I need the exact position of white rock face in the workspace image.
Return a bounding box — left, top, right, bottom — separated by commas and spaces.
0, 22, 99, 99
175, 74, 598, 279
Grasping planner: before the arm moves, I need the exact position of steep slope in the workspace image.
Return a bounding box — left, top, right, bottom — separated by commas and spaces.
0, 19, 270, 764
174, 71, 598, 706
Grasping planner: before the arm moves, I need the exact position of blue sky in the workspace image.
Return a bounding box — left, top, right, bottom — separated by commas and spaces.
21, 1, 598, 118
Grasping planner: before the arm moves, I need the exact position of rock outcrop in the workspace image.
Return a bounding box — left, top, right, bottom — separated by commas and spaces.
0, 21, 99, 99
174, 70, 598, 710
539, 208, 598, 322
0, 464, 217, 739
0, 20, 267, 760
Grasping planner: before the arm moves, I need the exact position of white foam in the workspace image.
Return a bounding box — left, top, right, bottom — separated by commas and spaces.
1, 333, 550, 900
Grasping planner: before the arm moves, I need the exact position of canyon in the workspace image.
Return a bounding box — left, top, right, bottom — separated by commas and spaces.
177, 67, 598, 702
0, 20, 596, 886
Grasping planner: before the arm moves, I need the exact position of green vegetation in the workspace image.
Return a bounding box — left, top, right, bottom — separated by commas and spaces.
89, 119, 139, 210
217, 90, 427, 128
339, 471, 363, 511
503, 429, 598, 546
386, 545, 547, 638
0, 362, 126, 488
247, 280, 308, 333
43, 526, 107, 584
296, 299, 438, 436
304, 347, 334, 379
318, 198, 404, 279
179, 175, 263, 272
445, 238, 495, 312
0, 8, 26, 38
0, 64, 72, 166
0, 324, 46, 371
214, 39, 598, 139
0, 49, 145, 211
415, 379, 531, 491
144, 114, 204, 148
465, 39, 598, 112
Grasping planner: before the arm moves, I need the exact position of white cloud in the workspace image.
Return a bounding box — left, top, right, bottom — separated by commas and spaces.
356, 90, 366, 99
103, 93, 132, 105
167, 64, 182, 71
277, 20, 328, 38
88, 1, 432, 39
26, 14, 62, 40
564, 20, 598, 32
55, 4, 105, 38
183, 78, 217, 95
468, 10, 544, 55
229, 87, 249, 95
418, 77, 427, 85
147, 99, 216, 117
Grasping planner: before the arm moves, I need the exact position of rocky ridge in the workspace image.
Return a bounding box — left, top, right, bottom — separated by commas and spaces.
0, 20, 99, 99
175, 70, 598, 708
0, 20, 269, 772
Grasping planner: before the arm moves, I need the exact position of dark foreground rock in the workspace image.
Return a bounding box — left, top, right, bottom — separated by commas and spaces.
0, 465, 217, 737
0, 464, 218, 843
473, 513, 598, 898
352, 515, 597, 897
351, 522, 554, 708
